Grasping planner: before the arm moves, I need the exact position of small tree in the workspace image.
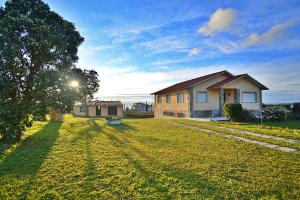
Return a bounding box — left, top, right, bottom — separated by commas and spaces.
70, 68, 100, 116
224, 103, 243, 121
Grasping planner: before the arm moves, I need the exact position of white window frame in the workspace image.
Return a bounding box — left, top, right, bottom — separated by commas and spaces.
166, 94, 171, 104
196, 92, 208, 103
242, 92, 257, 103
177, 92, 184, 103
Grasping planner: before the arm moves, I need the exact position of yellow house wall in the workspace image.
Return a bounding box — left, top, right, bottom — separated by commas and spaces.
224, 89, 235, 103
154, 89, 190, 118
224, 78, 261, 110
193, 75, 229, 110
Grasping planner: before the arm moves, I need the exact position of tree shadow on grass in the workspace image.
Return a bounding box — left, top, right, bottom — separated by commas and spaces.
0, 121, 63, 177
82, 130, 99, 193
70, 119, 103, 195
107, 122, 137, 133
102, 128, 223, 198
70, 119, 102, 143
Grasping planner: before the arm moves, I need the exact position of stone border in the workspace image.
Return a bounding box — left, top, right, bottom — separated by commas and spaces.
188, 119, 300, 144
169, 122, 298, 153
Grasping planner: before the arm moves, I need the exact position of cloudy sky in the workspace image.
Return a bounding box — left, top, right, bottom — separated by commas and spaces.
1, 0, 300, 104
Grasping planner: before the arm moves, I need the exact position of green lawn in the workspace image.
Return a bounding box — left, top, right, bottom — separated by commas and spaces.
263, 120, 300, 129
0, 115, 299, 199
182, 119, 300, 140
174, 119, 300, 151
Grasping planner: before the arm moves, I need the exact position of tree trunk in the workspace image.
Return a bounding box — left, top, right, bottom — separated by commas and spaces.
83, 96, 89, 117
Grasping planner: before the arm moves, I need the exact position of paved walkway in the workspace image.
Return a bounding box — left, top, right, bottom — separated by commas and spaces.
169, 122, 298, 153
188, 120, 300, 144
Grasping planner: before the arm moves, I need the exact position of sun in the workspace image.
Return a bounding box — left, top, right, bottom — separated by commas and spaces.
69, 80, 79, 88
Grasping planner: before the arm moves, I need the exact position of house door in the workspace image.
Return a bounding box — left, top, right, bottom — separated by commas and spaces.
96, 106, 101, 116
108, 106, 117, 116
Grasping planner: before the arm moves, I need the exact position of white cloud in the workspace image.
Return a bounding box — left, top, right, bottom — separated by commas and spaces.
198, 8, 237, 36
104, 52, 130, 65
209, 40, 240, 54
188, 48, 201, 56
140, 36, 188, 54
244, 19, 298, 46
151, 48, 201, 65
152, 58, 190, 66
78, 45, 113, 55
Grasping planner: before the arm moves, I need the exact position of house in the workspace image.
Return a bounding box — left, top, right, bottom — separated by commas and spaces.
73, 100, 124, 117
132, 102, 153, 112
132, 102, 147, 112
151, 70, 268, 118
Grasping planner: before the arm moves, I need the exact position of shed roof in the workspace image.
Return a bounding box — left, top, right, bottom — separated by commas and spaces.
75, 100, 123, 106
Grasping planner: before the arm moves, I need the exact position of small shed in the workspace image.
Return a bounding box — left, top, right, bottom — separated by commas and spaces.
73, 100, 124, 117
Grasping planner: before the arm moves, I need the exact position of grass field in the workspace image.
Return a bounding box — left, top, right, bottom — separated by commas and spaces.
0, 115, 299, 199
263, 120, 300, 129
183, 119, 300, 140
174, 119, 300, 151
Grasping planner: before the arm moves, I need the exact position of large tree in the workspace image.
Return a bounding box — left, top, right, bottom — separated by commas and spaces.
0, 0, 84, 142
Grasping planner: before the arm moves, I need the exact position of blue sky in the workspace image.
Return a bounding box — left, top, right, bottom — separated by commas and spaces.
1, 0, 300, 104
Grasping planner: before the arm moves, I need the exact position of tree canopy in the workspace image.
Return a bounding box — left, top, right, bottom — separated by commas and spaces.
0, 0, 98, 142
71, 68, 100, 102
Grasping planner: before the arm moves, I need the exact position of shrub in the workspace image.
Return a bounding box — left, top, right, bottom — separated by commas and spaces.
262, 105, 290, 120
239, 109, 255, 122
125, 110, 154, 118
224, 103, 242, 121
292, 103, 300, 119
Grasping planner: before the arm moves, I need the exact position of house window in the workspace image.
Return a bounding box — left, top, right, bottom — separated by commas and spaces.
80, 106, 87, 112
177, 92, 184, 103
196, 92, 208, 103
242, 92, 257, 103
157, 95, 162, 104
166, 94, 171, 103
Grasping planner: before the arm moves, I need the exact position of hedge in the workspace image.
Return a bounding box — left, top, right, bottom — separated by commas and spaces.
224, 103, 242, 121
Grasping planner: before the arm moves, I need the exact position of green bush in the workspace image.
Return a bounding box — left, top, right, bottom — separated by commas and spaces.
239, 109, 255, 122
292, 103, 300, 119
125, 110, 154, 118
224, 103, 242, 121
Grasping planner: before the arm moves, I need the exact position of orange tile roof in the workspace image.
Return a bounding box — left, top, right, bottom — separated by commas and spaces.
151, 70, 233, 95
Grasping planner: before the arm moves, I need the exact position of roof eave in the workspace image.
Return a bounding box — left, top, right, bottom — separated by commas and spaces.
151, 70, 233, 95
